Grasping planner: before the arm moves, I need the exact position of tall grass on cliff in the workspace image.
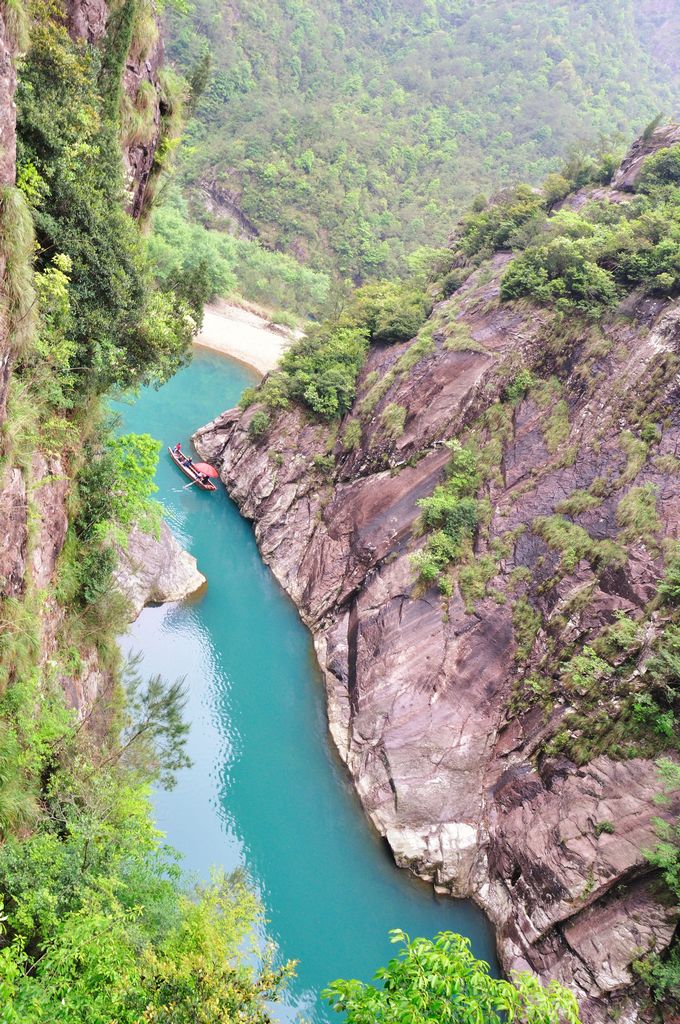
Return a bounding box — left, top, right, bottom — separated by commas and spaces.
0, 186, 35, 354
0, 0, 30, 51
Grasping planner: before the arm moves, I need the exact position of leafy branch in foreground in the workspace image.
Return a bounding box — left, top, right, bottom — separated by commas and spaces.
101, 654, 191, 789
323, 930, 581, 1024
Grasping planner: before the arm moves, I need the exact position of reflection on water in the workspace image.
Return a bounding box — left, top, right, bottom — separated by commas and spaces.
116, 349, 496, 1022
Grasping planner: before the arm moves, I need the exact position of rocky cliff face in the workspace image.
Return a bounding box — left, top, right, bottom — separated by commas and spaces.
195, 130, 680, 1022
114, 522, 206, 619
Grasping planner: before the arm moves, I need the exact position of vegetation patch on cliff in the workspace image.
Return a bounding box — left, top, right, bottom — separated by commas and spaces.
240, 277, 432, 423
16, 0, 195, 397
499, 145, 680, 313
411, 441, 483, 595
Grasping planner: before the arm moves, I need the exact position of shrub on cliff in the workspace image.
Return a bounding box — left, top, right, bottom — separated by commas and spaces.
248, 409, 271, 440
500, 238, 619, 313
251, 277, 431, 420
324, 930, 581, 1024
274, 324, 369, 419
498, 144, 680, 312
55, 431, 162, 615
636, 145, 680, 192
459, 184, 546, 261
411, 441, 483, 591
351, 280, 432, 345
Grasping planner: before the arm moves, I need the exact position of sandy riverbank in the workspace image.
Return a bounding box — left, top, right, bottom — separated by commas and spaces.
193, 299, 293, 377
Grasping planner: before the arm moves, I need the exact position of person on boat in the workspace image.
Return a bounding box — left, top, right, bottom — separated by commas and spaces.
199, 473, 211, 486
174, 443, 193, 469
174, 442, 190, 462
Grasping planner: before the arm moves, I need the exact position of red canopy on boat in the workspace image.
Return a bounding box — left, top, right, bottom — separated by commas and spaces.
192, 462, 219, 478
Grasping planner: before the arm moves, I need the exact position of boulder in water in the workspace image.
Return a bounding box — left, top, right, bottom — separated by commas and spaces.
115, 522, 206, 619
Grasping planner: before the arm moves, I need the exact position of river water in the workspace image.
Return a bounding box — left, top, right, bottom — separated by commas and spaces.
117, 347, 496, 1022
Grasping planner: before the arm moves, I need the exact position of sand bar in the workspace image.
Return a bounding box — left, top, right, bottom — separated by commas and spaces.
194, 299, 292, 377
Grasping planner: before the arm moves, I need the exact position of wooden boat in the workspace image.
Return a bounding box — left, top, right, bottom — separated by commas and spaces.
168, 447, 217, 491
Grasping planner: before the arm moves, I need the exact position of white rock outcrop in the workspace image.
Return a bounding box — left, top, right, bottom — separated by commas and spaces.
114, 522, 206, 618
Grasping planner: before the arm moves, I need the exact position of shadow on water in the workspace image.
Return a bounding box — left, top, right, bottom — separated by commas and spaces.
115, 348, 497, 1022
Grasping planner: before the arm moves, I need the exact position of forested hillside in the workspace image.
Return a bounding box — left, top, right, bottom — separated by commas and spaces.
167, 0, 679, 281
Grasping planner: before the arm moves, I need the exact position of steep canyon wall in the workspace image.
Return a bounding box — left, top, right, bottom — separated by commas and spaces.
195, 130, 680, 1023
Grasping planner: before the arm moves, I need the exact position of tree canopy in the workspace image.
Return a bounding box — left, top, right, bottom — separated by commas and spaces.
323, 930, 581, 1024
166, 0, 678, 280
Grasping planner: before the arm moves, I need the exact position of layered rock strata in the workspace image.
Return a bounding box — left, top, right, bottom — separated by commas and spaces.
195, 131, 680, 1022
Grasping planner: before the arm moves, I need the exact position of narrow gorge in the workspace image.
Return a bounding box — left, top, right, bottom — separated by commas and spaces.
1, 0, 679, 1019
195, 126, 680, 1023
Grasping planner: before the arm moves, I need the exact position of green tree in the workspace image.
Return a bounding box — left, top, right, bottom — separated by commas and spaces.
323, 930, 581, 1024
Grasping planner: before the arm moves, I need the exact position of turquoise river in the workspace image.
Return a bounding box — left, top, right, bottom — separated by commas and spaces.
117, 347, 496, 1022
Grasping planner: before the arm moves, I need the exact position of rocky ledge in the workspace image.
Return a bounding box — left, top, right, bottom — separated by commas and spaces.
194, 130, 680, 1023
114, 522, 205, 619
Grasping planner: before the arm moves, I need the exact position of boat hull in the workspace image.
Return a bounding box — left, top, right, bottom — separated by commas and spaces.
168, 448, 217, 491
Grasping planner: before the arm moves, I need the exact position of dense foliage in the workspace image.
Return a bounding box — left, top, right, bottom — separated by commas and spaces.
241, 277, 431, 421
498, 144, 680, 312
16, 3, 193, 397
324, 930, 580, 1024
149, 192, 329, 319
0, 655, 293, 1022
166, 0, 677, 279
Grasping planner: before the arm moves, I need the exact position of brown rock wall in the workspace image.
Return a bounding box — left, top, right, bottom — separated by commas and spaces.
65, 0, 108, 42
0, 5, 16, 189
195, 135, 680, 1021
